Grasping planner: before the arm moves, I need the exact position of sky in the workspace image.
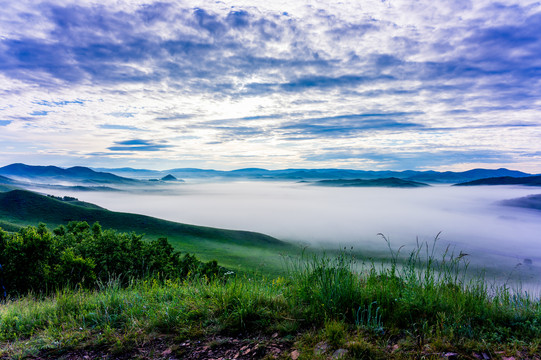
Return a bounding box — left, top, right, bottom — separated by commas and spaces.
0, 0, 540, 172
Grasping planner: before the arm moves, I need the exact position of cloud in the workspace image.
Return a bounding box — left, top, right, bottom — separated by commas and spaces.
304, 149, 513, 169
30, 111, 50, 116
1, 1, 541, 171
99, 124, 142, 131
107, 139, 172, 152
107, 112, 136, 118
33, 99, 85, 107
280, 113, 424, 138
154, 114, 195, 121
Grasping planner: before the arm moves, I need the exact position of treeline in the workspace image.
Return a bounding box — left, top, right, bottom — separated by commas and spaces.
0, 221, 225, 296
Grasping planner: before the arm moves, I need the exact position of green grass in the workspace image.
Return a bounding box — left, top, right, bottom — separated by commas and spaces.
1, 240, 540, 359
0, 189, 295, 274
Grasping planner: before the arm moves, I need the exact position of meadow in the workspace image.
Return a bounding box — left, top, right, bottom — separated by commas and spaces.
1, 221, 541, 358
1, 185, 541, 358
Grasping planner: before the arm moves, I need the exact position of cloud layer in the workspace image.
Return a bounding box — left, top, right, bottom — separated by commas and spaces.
0, 0, 540, 171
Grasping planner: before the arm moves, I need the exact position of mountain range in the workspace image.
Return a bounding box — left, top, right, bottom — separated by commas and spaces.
0, 163, 138, 185
0, 163, 539, 187
92, 166, 536, 183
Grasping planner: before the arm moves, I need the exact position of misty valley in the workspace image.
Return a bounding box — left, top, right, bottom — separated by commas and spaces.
2, 163, 541, 359
1, 163, 541, 292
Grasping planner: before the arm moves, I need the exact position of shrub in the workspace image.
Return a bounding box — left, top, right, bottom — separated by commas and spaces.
0, 222, 225, 296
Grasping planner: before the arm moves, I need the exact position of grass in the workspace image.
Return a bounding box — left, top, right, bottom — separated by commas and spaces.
1, 237, 540, 359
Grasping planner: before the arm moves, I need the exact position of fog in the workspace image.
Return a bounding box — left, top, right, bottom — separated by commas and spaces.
39, 182, 541, 291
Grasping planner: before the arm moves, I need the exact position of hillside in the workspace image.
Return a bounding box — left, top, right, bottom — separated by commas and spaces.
500, 193, 541, 211
0, 174, 15, 184
0, 189, 289, 272
312, 177, 429, 188
454, 175, 541, 186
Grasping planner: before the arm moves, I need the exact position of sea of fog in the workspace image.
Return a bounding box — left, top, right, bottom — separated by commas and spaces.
38, 181, 541, 291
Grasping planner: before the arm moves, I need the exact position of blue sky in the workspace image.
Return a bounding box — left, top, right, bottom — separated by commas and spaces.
0, 0, 540, 171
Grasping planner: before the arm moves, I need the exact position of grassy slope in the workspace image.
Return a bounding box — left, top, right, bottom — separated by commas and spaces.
0, 189, 294, 274
1, 249, 540, 359
314, 177, 429, 188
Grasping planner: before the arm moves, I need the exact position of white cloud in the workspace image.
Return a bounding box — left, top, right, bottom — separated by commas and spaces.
0, 0, 540, 171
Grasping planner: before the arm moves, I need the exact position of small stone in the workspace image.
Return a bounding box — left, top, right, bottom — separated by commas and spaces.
272, 332, 279, 338
314, 341, 329, 355
444, 352, 458, 359
291, 349, 300, 360
332, 348, 348, 359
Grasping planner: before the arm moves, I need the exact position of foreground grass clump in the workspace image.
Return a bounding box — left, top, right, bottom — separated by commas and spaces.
289, 236, 541, 349
1, 232, 541, 358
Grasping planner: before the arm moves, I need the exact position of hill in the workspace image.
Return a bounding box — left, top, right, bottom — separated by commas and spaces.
0, 189, 289, 272
0, 174, 15, 184
405, 168, 532, 183
95, 165, 534, 183
161, 174, 182, 181
0, 163, 139, 185
454, 175, 541, 186
312, 177, 429, 188
500, 194, 541, 211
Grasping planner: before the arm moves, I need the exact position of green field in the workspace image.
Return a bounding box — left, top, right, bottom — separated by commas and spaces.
1, 233, 541, 359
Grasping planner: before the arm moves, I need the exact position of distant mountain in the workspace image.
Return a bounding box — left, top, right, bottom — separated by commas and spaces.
406, 168, 532, 183
0, 163, 139, 185
8, 163, 536, 184
500, 194, 541, 211
312, 177, 430, 188
96, 166, 534, 183
92, 167, 166, 179
454, 175, 541, 187
161, 174, 182, 181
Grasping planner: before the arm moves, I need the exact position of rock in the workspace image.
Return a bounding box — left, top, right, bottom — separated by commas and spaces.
314, 341, 329, 355
291, 349, 300, 359
332, 348, 348, 359
161, 349, 172, 356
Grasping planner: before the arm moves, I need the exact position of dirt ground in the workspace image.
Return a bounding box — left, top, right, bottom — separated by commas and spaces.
28, 334, 293, 360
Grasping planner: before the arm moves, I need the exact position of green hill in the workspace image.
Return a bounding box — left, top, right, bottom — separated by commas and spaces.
500, 194, 541, 211
0, 189, 291, 273
313, 177, 429, 188
454, 175, 541, 186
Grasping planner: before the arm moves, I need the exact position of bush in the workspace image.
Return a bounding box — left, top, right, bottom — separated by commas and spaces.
0, 222, 225, 296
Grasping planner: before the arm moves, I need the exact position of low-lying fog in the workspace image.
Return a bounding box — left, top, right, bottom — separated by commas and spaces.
38, 182, 541, 291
